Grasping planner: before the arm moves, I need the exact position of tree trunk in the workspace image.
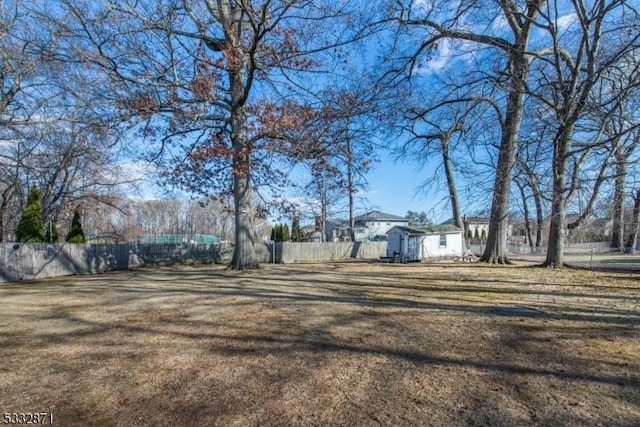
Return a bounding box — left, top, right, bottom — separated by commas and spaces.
320, 204, 327, 243
480, 106, 523, 264
224, 3, 259, 270
516, 179, 533, 247
625, 189, 640, 253
480, 64, 527, 264
544, 172, 567, 267
482, 176, 513, 265
0, 195, 5, 243
533, 185, 544, 249
481, 141, 517, 263
229, 103, 259, 270
346, 132, 355, 242
611, 155, 626, 250
544, 127, 573, 268
442, 140, 462, 229
522, 163, 544, 249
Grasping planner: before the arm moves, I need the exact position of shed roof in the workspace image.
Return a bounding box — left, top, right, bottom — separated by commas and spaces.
421, 224, 462, 233
387, 226, 426, 235
387, 224, 462, 235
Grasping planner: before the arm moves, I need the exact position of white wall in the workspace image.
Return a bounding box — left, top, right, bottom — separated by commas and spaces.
422, 232, 464, 258
387, 229, 463, 261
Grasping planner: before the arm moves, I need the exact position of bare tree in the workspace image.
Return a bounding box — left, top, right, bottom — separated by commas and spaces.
400, 98, 490, 231
297, 160, 346, 242
325, 92, 379, 241
528, 0, 640, 267
514, 134, 552, 249
0, 2, 45, 240
0, 1, 129, 241
599, 55, 640, 250
388, 0, 546, 264
58, 0, 360, 269
284, 81, 382, 242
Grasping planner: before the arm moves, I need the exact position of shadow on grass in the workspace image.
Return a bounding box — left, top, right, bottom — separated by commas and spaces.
4, 303, 636, 391
1, 263, 639, 425
4, 263, 639, 327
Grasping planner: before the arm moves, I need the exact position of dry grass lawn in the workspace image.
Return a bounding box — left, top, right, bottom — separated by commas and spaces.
1, 261, 639, 426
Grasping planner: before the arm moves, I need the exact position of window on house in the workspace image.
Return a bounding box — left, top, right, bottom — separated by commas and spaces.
439, 234, 447, 247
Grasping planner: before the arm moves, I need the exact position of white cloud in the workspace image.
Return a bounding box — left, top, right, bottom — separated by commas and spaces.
427, 38, 453, 71
556, 13, 577, 31
414, 38, 479, 75
111, 160, 167, 200
413, 38, 454, 74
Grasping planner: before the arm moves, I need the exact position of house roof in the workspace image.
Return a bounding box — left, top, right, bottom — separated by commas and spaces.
325, 218, 349, 227
463, 216, 490, 224
354, 210, 406, 221
440, 217, 471, 227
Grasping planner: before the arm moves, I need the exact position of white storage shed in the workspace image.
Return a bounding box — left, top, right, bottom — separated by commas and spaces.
386, 225, 464, 262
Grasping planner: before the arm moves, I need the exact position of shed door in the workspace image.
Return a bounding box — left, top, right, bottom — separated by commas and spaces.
408, 236, 420, 261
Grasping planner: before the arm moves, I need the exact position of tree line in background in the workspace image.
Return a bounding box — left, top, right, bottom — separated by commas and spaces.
80, 195, 269, 244
1, 1, 639, 269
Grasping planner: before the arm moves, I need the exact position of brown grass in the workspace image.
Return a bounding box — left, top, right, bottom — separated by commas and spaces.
1, 261, 639, 426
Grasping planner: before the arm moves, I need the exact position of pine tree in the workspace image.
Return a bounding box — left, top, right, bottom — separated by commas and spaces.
44, 221, 59, 243
272, 224, 284, 242
291, 217, 304, 242
16, 186, 44, 243
270, 223, 294, 242
66, 209, 86, 243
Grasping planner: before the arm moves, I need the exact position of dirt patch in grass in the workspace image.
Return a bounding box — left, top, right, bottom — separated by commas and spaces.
1, 261, 639, 426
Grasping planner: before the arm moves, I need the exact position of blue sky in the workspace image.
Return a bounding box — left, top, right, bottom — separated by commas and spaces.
365, 152, 443, 219
361, 149, 478, 224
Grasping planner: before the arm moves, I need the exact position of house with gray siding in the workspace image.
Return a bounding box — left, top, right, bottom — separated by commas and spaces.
325, 211, 409, 242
